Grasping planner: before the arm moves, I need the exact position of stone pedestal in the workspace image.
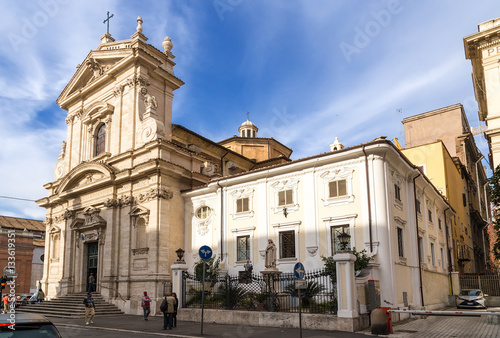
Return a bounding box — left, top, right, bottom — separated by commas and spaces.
334, 251, 359, 318
171, 261, 188, 308
261, 269, 282, 292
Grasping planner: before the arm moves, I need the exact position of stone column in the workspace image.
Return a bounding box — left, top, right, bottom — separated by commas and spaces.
171, 261, 188, 308
334, 251, 359, 318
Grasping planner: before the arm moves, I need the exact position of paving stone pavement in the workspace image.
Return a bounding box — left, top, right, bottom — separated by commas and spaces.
388, 315, 500, 337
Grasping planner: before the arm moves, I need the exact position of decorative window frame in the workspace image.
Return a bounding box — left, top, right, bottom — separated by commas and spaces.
272, 221, 301, 263
426, 199, 434, 225
230, 188, 254, 220
230, 226, 255, 267
322, 214, 357, 257
416, 189, 423, 221
82, 103, 114, 161
391, 170, 404, 210
193, 201, 214, 236
271, 179, 299, 215
394, 216, 407, 263
129, 206, 150, 251
320, 168, 355, 206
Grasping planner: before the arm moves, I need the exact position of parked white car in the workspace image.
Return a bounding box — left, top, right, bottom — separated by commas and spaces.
456, 289, 487, 309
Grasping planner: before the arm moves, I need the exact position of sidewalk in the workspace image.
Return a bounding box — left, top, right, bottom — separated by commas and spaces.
49, 314, 368, 338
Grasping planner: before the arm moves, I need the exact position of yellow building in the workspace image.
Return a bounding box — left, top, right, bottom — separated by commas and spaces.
403, 142, 474, 273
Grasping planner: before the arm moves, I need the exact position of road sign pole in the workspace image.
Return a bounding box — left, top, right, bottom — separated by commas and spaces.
201, 260, 206, 335
298, 287, 302, 338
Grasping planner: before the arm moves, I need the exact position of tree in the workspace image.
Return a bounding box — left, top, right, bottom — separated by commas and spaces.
488, 165, 500, 270
194, 256, 221, 287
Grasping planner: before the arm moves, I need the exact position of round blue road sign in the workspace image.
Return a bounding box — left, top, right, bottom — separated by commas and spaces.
199, 245, 213, 260
294, 262, 305, 279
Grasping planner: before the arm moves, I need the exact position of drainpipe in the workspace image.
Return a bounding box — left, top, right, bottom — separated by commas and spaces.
474, 155, 484, 218
413, 172, 424, 307
217, 152, 229, 263
443, 207, 452, 294
362, 146, 373, 252
217, 180, 225, 263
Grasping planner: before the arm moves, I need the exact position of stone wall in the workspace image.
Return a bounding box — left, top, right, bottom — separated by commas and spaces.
177, 308, 369, 332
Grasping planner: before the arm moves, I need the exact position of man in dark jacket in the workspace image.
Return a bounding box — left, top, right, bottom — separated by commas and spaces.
83, 292, 95, 325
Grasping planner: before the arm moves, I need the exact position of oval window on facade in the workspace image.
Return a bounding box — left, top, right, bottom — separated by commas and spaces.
195, 206, 212, 220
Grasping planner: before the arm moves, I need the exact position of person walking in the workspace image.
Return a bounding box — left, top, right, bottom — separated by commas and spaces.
88, 273, 95, 292
161, 293, 176, 330
141, 291, 151, 321
83, 292, 95, 325
172, 292, 178, 328
2, 294, 9, 314
37, 289, 45, 303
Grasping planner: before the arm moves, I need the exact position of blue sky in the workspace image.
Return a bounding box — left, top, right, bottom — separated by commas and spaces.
0, 0, 498, 220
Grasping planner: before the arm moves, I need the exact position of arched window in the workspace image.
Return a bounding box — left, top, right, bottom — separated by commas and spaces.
95, 124, 106, 156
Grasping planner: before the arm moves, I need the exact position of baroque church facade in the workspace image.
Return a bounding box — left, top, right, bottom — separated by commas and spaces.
36, 18, 290, 313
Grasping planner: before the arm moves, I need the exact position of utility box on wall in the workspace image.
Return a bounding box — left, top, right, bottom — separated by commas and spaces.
368, 280, 381, 312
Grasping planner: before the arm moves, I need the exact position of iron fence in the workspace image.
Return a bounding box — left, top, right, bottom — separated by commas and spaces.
459, 273, 500, 296
182, 268, 337, 314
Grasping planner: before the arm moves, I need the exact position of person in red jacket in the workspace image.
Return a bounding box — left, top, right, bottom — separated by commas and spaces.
141, 291, 151, 321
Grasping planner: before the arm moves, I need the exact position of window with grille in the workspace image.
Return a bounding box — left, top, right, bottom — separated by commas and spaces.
278, 189, 293, 206
394, 184, 401, 201
397, 227, 404, 258
329, 179, 347, 198
95, 124, 106, 156
237, 235, 250, 261
330, 225, 350, 254
236, 198, 249, 213
279, 230, 295, 258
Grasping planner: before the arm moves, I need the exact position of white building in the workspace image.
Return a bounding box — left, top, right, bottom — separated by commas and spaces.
183, 136, 454, 311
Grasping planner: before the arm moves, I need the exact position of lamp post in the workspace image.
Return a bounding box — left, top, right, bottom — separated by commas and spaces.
175, 248, 185, 262
337, 230, 351, 251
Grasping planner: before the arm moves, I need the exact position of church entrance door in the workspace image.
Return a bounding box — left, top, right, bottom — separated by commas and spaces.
87, 242, 98, 292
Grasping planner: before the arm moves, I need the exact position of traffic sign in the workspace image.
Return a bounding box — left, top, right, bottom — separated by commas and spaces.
294, 262, 305, 279
199, 245, 213, 260
295, 279, 307, 289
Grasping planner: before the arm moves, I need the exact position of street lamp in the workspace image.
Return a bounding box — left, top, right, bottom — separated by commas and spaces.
175, 248, 185, 262
337, 230, 351, 251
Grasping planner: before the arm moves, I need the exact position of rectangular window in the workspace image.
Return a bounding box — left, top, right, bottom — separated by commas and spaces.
394, 184, 401, 201
279, 230, 296, 258
236, 198, 249, 213
329, 179, 347, 198
331, 225, 350, 254
431, 243, 436, 266
397, 227, 404, 258
441, 248, 445, 269
438, 219, 442, 230
237, 235, 250, 261
428, 210, 433, 222
462, 193, 467, 207
416, 200, 421, 213
418, 237, 424, 263
278, 189, 293, 206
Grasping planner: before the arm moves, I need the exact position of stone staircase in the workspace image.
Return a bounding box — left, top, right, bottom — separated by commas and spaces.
18, 293, 123, 318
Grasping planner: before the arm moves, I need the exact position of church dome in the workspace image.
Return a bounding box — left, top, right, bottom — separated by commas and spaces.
238, 119, 258, 138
